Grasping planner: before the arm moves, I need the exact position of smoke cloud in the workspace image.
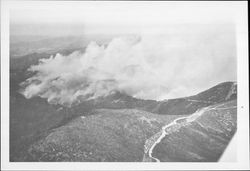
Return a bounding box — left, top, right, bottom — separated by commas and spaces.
20, 25, 236, 106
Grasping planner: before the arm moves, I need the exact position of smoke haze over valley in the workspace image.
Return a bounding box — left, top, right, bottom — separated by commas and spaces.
7, 1, 242, 164
18, 24, 236, 106
10, 3, 237, 105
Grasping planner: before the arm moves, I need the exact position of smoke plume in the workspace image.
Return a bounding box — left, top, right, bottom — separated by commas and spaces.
20, 26, 236, 106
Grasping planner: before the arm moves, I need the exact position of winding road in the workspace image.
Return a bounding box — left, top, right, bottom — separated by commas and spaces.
143, 103, 236, 162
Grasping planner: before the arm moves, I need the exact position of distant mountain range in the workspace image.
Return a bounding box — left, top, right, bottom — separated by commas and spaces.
10, 35, 112, 58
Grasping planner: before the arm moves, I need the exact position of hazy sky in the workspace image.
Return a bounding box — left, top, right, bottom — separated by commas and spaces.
10, 1, 240, 36
10, 1, 238, 102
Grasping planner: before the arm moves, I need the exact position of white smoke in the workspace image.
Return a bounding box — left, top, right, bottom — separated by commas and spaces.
20, 25, 236, 106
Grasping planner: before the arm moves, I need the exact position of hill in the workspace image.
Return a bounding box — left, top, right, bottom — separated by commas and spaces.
9, 80, 237, 161
146, 100, 237, 162
26, 100, 237, 162
26, 109, 183, 162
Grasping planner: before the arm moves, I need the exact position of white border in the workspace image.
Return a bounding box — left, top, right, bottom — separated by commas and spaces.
1, 1, 249, 170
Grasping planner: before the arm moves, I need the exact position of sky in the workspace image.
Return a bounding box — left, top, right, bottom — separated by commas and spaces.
9, 1, 238, 103
10, 1, 240, 36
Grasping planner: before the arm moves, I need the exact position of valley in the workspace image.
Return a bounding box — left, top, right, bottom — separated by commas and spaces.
9, 38, 237, 162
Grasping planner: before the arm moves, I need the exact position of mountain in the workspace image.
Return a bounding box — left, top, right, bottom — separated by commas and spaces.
146, 81, 237, 115
85, 81, 237, 115
11, 82, 237, 162
9, 35, 237, 162
146, 100, 237, 162
26, 109, 182, 162
10, 36, 86, 57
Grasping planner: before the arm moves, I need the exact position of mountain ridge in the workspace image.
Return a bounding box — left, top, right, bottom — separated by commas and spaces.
27, 99, 237, 162
10, 81, 237, 161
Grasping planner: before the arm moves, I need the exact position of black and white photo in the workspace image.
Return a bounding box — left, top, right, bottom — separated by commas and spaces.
1, 0, 249, 170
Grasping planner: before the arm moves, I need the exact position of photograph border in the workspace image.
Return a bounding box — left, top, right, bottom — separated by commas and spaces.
1, 0, 249, 170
